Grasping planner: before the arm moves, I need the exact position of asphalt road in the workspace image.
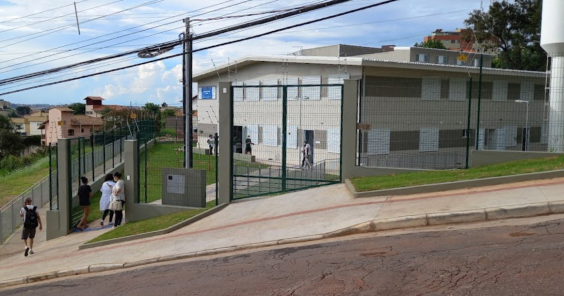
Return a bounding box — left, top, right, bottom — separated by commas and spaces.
4, 218, 564, 296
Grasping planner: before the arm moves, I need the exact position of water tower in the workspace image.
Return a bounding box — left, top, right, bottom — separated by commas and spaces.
541, 0, 564, 152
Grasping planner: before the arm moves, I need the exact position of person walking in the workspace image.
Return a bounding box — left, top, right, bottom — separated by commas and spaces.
76, 176, 92, 231
245, 135, 254, 155
301, 140, 312, 169
207, 134, 215, 155
112, 172, 126, 227
20, 197, 42, 257
99, 173, 115, 226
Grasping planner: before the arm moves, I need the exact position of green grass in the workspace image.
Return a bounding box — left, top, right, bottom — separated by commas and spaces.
0, 156, 51, 207
350, 155, 564, 192
139, 142, 217, 203
87, 201, 216, 243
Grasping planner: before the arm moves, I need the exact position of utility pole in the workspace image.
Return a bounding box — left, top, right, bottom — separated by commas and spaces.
183, 17, 194, 168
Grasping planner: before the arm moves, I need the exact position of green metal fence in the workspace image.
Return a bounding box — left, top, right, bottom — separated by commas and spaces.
230, 84, 344, 200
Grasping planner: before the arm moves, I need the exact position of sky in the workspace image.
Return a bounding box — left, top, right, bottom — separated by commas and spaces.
0, 0, 487, 107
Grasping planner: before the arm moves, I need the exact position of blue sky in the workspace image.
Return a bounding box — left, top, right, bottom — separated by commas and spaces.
0, 0, 485, 107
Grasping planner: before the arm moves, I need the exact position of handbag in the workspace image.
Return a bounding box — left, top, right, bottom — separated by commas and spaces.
108, 195, 122, 211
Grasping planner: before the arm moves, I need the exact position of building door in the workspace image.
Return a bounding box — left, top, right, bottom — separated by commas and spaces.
233, 126, 243, 154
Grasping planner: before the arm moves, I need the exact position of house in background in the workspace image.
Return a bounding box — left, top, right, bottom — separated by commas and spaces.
11, 117, 26, 135
40, 107, 103, 145
84, 96, 127, 118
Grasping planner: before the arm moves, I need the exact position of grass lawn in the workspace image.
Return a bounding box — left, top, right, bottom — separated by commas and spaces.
0, 157, 51, 207
139, 142, 217, 203
87, 200, 216, 243
350, 155, 564, 192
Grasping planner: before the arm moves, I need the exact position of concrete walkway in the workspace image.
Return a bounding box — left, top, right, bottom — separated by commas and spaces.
2, 177, 564, 284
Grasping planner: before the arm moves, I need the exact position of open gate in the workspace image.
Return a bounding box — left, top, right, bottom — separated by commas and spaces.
230, 83, 343, 200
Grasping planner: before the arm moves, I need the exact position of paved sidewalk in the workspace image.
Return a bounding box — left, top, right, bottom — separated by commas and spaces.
2, 177, 564, 283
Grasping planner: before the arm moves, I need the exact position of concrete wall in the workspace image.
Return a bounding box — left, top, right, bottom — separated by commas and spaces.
471, 150, 564, 167
124, 140, 196, 222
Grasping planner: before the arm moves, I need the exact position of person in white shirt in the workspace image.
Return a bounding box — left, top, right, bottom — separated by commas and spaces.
207, 134, 215, 155
19, 197, 42, 257
99, 173, 116, 226
301, 141, 312, 169
112, 172, 125, 227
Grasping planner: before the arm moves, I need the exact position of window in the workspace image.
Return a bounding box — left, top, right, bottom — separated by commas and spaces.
67, 129, 74, 136
286, 125, 298, 148
421, 77, 441, 100
81, 128, 84, 133
263, 125, 278, 146
462, 129, 468, 138
244, 81, 260, 101
233, 81, 244, 102
504, 126, 517, 147
436, 55, 448, 64
245, 125, 259, 145
520, 82, 535, 102
492, 80, 508, 101
456, 59, 466, 66
416, 54, 429, 63
327, 74, 350, 100
284, 77, 299, 100
472, 59, 481, 67
367, 129, 390, 155
451, 40, 456, 44
260, 79, 279, 101
419, 128, 439, 152
327, 128, 340, 154
301, 76, 321, 101
449, 78, 467, 101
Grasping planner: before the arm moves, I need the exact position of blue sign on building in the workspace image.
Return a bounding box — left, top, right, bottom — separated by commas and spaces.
201, 86, 214, 99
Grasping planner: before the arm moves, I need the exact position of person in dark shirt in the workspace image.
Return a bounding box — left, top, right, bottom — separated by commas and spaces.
77, 176, 92, 231
245, 135, 254, 155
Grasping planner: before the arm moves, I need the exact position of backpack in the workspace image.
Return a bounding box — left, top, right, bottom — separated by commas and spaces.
23, 206, 38, 229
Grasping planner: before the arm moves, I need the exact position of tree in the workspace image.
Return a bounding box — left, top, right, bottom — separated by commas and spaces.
414, 39, 447, 50
16, 106, 31, 116
7, 110, 18, 118
464, 0, 545, 71
0, 114, 15, 132
162, 108, 176, 117
68, 102, 86, 115
0, 115, 24, 157
143, 102, 161, 115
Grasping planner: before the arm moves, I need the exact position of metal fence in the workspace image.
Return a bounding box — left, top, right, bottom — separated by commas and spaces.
137, 120, 218, 206
357, 54, 549, 170
0, 145, 57, 244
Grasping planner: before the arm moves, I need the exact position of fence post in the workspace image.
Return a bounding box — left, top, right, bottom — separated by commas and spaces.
465, 77, 473, 169
475, 53, 484, 150
103, 130, 106, 173
144, 136, 148, 203
91, 134, 95, 181
10, 202, 14, 233
49, 143, 53, 210
281, 86, 288, 192
0, 210, 3, 243
112, 129, 115, 168
215, 133, 219, 206
82, 138, 86, 176
77, 139, 81, 189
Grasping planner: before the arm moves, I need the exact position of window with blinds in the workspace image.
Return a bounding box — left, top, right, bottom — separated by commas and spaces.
244, 80, 260, 102
286, 125, 298, 148
367, 129, 390, 155
262, 125, 278, 146
449, 78, 467, 101
245, 125, 259, 144
284, 77, 299, 100
327, 128, 341, 154
421, 77, 441, 100
327, 74, 349, 100
233, 81, 244, 102
260, 79, 279, 101
492, 80, 508, 101
520, 81, 535, 102
301, 76, 321, 101
419, 128, 439, 152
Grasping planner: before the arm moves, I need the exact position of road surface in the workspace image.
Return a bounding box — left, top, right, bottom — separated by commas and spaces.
4, 217, 564, 295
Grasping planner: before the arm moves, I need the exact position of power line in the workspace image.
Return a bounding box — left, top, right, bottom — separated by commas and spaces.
0, 0, 165, 49
0, 0, 399, 96
0, 0, 252, 73
0, 0, 91, 25
0, 0, 338, 82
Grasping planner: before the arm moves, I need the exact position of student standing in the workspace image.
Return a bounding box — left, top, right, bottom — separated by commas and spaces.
77, 176, 92, 231
245, 135, 254, 155
301, 141, 312, 169
112, 172, 126, 227
99, 173, 115, 226
20, 197, 42, 257
207, 134, 215, 155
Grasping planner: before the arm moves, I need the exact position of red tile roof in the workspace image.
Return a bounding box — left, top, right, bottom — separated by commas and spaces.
84, 96, 104, 101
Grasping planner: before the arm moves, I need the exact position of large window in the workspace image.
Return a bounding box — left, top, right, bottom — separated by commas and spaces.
449, 78, 467, 101
260, 79, 279, 101
263, 125, 278, 147
436, 55, 448, 64
233, 81, 244, 102
367, 129, 390, 155
67, 129, 75, 136
416, 54, 429, 63
327, 74, 350, 100
300, 76, 321, 101
492, 80, 508, 102
421, 77, 441, 100
520, 81, 535, 102
327, 128, 341, 154
419, 128, 439, 152
284, 77, 299, 100
244, 81, 260, 102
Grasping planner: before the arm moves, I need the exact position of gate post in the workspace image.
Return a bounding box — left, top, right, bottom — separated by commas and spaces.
218, 82, 232, 204
46, 138, 71, 240
342, 79, 360, 180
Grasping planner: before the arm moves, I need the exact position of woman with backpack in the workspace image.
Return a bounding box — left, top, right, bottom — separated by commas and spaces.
99, 173, 115, 226
76, 176, 92, 231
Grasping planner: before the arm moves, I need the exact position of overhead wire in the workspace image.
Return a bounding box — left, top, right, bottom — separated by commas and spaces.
0, 0, 400, 96
0, 0, 91, 25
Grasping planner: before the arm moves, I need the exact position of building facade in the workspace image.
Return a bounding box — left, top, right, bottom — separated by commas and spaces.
40, 108, 103, 145
194, 48, 546, 170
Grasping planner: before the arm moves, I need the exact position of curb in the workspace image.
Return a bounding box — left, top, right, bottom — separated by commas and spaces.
79, 203, 229, 250
1, 201, 562, 290
348, 170, 564, 198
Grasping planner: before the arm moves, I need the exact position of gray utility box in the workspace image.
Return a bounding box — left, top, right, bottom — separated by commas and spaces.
161, 168, 207, 208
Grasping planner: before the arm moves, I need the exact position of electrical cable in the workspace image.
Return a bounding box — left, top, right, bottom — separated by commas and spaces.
0, 0, 91, 25
0, 0, 399, 96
